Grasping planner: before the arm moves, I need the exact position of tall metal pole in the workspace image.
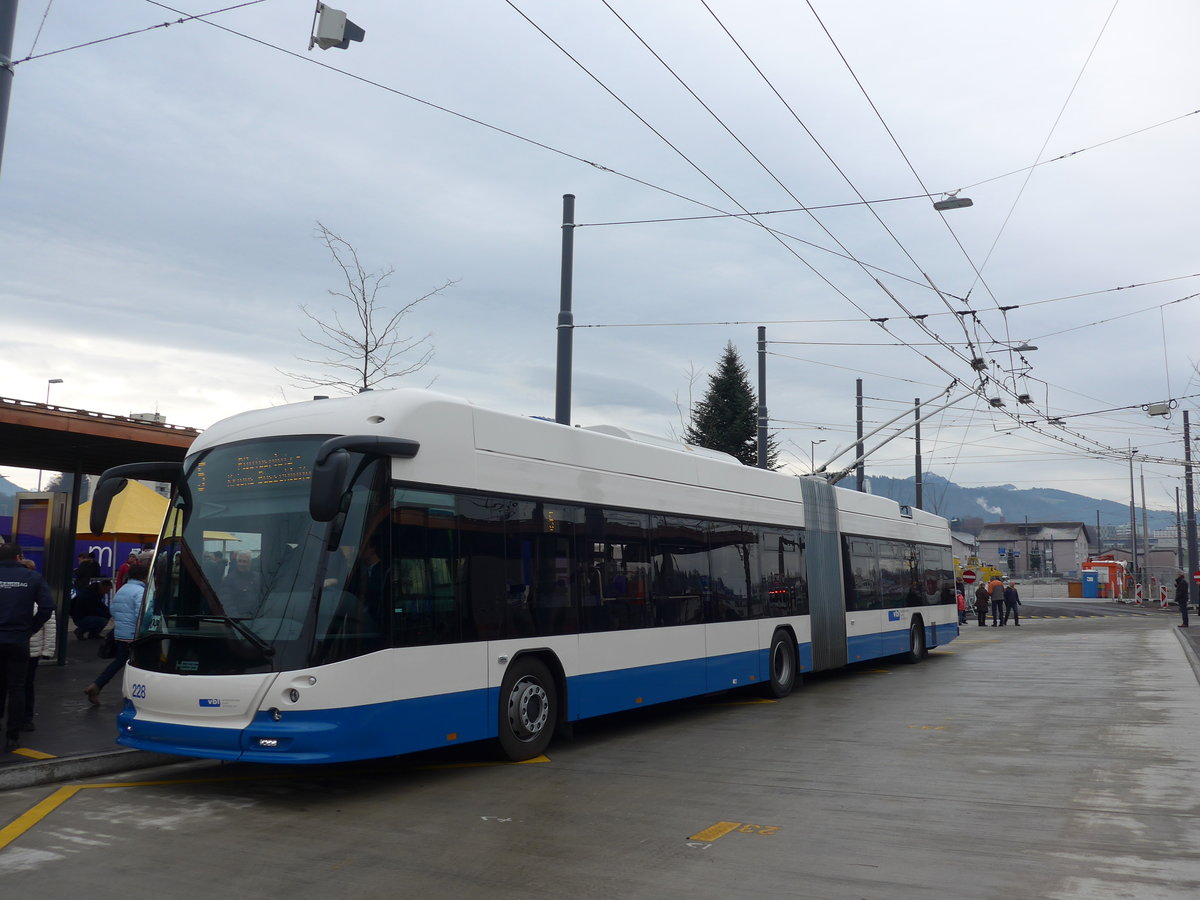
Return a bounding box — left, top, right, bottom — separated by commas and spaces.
756, 326, 768, 469
1140, 465, 1150, 591
855, 378, 865, 492
1185, 411, 1198, 611
913, 397, 923, 510
0, 0, 18, 178
1176, 486, 1183, 564
554, 194, 575, 425
1128, 442, 1139, 588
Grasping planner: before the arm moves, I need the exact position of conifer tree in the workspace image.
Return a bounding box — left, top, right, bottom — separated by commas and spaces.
684, 341, 779, 468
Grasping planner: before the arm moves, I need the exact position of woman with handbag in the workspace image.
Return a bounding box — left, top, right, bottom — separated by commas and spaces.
83, 562, 146, 706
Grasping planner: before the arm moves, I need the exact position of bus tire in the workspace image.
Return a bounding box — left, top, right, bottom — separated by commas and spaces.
498, 657, 557, 761
906, 621, 927, 664
763, 630, 798, 699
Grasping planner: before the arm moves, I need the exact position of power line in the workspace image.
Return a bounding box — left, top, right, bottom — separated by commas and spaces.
962, 0, 1122, 301
12, 0, 269, 64
957, 106, 1200, 193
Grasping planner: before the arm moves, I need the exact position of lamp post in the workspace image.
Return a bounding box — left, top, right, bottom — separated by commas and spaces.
36, 378, 63, 491
809, 439, 826, 474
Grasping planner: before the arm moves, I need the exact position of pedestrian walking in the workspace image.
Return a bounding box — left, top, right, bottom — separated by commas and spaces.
988, 575, 1005, 626
1002, 582, 1022, 626
84, 562, 147, 706
974, 583, 990, 627
1175, 572, 1189, 628
0, 543, 55, 752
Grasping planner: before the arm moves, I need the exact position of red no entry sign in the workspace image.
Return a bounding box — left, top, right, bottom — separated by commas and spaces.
1193, 571, 1200, 584
962, 570, 977, 585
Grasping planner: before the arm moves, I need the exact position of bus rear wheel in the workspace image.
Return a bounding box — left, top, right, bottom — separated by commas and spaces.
763, 630, 797, 698
498, 657, 557, 760
906, 621, 927, 664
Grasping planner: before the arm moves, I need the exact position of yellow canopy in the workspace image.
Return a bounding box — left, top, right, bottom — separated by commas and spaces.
78, 479, 169, 538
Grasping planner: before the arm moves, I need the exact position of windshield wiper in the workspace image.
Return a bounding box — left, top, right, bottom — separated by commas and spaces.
196, 615, 276, 658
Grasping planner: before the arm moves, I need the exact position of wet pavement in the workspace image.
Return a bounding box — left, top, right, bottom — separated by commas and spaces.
2, 597, 1199, 791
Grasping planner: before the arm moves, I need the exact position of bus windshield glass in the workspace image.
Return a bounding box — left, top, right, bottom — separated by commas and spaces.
134, 436, 386, 675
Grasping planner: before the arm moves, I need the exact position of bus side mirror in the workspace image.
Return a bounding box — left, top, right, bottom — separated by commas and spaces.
308, 435, 420, 522
91, 461, 184, 534
90, 477, 129, 534
310, 449, 351, 522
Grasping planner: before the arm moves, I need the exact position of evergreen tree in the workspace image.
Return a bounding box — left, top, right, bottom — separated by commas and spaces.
684, 341, 779, 468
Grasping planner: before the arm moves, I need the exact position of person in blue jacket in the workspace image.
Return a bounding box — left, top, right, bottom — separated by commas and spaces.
84, 562, 147, 706
0, 543, 55, 752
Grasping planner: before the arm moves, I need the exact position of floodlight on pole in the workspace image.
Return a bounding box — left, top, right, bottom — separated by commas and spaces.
45, 377, 62, 405
309, 3, 365, 50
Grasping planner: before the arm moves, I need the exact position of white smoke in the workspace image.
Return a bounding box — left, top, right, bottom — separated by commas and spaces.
976, 497, 1003, 516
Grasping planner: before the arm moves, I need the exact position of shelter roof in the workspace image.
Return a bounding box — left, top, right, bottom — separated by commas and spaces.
77, 479, 169, 538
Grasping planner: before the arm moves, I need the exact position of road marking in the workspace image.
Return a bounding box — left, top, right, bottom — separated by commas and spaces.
689, 821, 743, 842
10, 748, 55, 760
688, 821, 781, 843
0, 756, 550, 851
908, 725, 946, 731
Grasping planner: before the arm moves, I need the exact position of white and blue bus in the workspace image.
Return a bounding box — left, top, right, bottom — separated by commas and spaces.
90, 389, 958, 764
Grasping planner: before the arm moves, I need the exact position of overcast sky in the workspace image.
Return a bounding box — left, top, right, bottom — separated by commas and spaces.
2, 1, 1198, 517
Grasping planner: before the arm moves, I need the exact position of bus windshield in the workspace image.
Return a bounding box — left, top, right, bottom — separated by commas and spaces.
134, 436, 388, 675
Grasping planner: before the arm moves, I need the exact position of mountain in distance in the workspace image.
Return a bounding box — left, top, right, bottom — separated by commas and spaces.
0, 474, 24, 518
866, 472, 1177, 533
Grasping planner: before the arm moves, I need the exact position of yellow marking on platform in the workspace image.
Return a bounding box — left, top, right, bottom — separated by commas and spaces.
10, 748, 55, 760
0, 756, 550, 851
908, 724, 946, 731
689, 821, 743, 842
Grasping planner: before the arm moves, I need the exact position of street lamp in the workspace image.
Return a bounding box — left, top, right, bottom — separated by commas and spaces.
933, 190, 973, 211
809, 439, 827, 474
36, 379, 64, 490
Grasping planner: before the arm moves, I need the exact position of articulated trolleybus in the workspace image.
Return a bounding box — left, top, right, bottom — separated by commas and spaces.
91, 389, 958, 764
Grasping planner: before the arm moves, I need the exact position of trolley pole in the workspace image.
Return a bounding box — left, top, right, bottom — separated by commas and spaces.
554, 194, 575, 426
756, 326, 768, 469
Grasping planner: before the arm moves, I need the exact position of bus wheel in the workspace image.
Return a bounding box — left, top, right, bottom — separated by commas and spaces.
907, 621, 927, 664
763, 630, 797, 698
498, 657, 557, 760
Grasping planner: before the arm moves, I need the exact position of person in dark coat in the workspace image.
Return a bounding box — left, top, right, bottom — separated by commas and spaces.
1002, 582, 1022, 626
0, 543, 55, 752
73, 551, 101, 598
1176, 572, 1190, 628
72, 579, 113, 639
973, 584, 990, 627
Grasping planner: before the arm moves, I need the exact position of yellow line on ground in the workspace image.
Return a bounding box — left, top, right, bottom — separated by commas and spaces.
689, 821, 742, 842
10, 748, 55, 760
0, 755, 550, 851
0, 786, 83, 850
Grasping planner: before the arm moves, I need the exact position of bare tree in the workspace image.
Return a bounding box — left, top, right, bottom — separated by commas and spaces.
281, 222, 457, 394
666, 361, 705, 442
